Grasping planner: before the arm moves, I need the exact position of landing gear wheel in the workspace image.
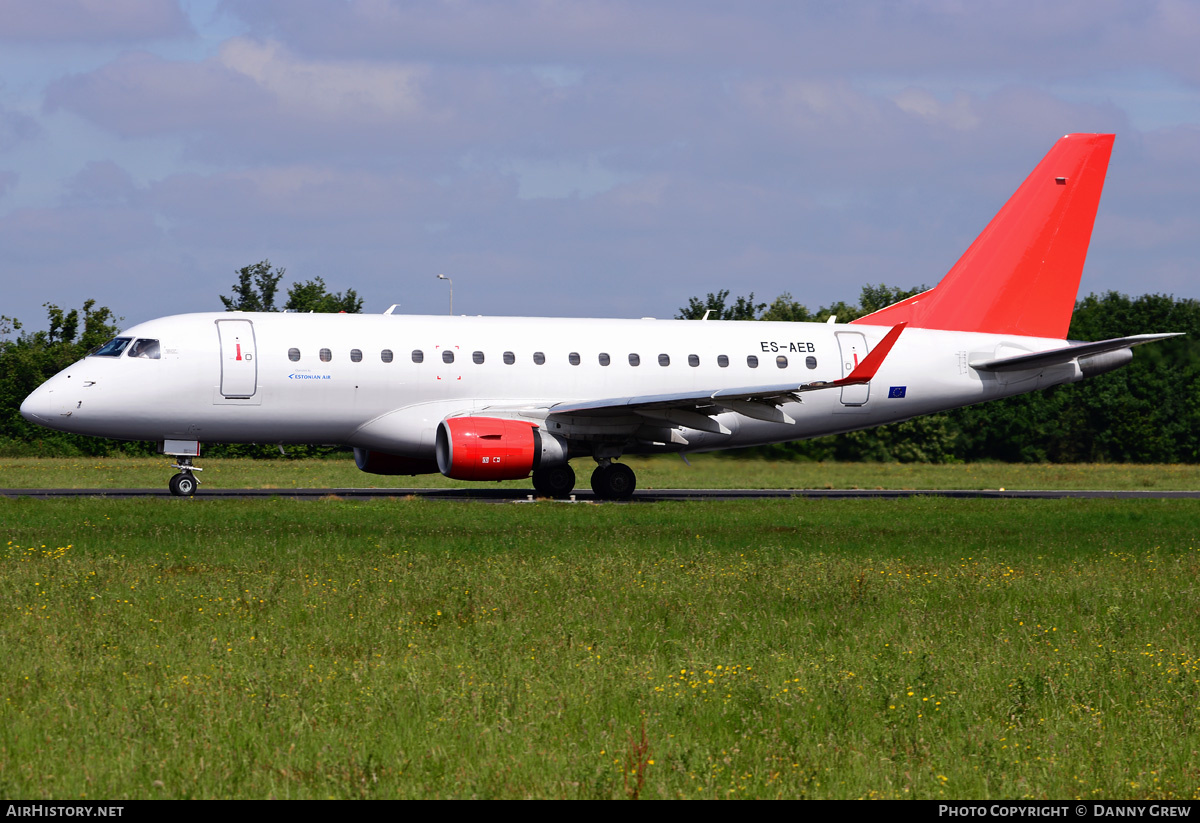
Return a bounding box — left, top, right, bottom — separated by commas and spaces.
590, 462, 636, 500
169, 472, 197, 497
532, 464, 576, 498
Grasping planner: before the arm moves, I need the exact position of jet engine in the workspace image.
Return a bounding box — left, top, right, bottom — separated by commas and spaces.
353, 448, 439, 476
435, 417, 567, 480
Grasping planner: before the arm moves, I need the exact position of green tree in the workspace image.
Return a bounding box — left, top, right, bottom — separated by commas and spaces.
858, 283, 927, 315
946, 292, 1200, 463
678, 284, 925, 324
285, 277, 363, 313
676, 290, 765, 320
221, 261, 363, 313
0, 300, 138, 456
220, 260, 284, 312
760, 293, 814, 323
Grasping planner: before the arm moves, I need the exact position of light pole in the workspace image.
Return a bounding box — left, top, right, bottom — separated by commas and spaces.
437, 273, 453, 315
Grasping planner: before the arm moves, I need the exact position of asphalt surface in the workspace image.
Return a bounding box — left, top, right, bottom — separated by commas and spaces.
3, 487, 1199, 502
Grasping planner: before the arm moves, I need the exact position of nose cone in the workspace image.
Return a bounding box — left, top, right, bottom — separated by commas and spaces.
20, 384, 54, 425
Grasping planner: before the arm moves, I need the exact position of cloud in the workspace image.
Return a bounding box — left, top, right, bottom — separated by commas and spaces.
218, 38, 426, 122
0, 205, 161, 264
220, 0, 752, 65
43, 30, 1131, 188
43, 39, 480, 162
219, 0, 1200, 87
0, 0, 192, 43
892, 89, 981, 132
65, 161, 137, 205
44, 50, 271, 138
9, 1, 1200, 329
0, 105, 42, 151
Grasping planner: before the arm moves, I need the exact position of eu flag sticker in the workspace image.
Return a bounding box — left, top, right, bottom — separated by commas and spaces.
888, 386, 907, 398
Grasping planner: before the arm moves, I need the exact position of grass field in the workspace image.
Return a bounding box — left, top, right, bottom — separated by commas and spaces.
3, 493, 1200, 799
2, 455, 1199, 491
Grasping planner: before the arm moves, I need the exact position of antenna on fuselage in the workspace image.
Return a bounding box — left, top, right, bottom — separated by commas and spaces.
384, 304, 399, 315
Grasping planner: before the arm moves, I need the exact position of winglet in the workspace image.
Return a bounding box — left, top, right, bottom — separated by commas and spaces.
833, 323, 906, 386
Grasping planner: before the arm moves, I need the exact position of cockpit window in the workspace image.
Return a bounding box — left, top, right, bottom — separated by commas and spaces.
90, 337, 132, 357
128, 339, 161, 359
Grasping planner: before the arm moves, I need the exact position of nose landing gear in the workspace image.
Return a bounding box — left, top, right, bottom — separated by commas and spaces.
161, 440, 203, 497
168, 456, 202, 496
168, 469, 198, 496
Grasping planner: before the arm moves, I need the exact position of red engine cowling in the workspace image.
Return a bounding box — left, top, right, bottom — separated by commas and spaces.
435, 417, 539, 480
353, 448, 440, 476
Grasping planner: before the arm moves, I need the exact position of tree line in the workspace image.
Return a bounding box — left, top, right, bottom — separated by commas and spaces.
2, 267, 1197, 462
676, 286, 1200, 463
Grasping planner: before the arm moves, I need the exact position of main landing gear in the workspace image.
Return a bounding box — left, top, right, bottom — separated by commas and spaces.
530, 460, 637, 500
168, 456, 201, 497
590, 461, 636, 501
532, 464, 576, 499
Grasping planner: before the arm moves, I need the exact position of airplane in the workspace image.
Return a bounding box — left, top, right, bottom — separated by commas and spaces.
19, 133, 1181, 499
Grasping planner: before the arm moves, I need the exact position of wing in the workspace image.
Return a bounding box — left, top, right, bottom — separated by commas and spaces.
543, 322, 907, 433
969, 333, 1182, 372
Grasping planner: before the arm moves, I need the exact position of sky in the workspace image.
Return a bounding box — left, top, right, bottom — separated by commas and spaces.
1, 0, 1198, 330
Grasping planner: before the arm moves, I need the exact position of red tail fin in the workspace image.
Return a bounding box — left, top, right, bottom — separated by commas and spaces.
852, 133, 1114, 339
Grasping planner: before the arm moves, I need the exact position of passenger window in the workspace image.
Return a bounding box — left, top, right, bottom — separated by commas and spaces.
747, 355, 758, 368
776, 355, 788, 369
320, 348, 332, 362
568, 352, 580, 366
503, 351, 515, 365
599, 353, 611, 366
350, 349, 363, 362
533, 352, 546, 365
381, 349, 393, 363
443, 350, 455, 364
473, 351, 485, 364
806, 356, 817, 369
90, 337, 131, 357
658, 354, 670, 367
688, 354, 699, 367
628, 353, 640, 366
717, 355, 729, 368
129, 339, 161, 359
412, 349, 424, 364
288, 348, 301, 362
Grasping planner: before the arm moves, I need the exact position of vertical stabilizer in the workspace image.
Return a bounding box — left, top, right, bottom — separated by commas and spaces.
852, 133, 1114, 339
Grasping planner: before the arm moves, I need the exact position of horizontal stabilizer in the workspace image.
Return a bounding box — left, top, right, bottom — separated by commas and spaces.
970, 333, 1182, 372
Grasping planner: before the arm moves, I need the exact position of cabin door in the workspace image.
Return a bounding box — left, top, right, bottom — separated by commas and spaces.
216, 319, 258, 398
835, 331, 870, 406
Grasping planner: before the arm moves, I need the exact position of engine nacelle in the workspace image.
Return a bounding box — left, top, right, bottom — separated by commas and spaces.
436, 417, 565, 481
353, 448, 439, 476
1079, 348, 1133, 379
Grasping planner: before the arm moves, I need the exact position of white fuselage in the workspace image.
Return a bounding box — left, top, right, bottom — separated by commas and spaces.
21, 311, 1077, 459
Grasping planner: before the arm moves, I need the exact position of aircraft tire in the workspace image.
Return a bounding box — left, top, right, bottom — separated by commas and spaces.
532, 464, 576, 499
590, 463, 635, 500
170, 472, 197, 497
